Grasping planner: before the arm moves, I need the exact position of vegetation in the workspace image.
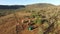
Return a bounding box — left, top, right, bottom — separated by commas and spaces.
0, 3, 60, 34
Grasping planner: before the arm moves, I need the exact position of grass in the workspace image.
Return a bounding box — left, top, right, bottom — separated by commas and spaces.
0, 3, 60, 34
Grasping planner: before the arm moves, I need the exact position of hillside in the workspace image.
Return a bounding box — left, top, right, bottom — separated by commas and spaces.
26, 3, 55, 7
0, 3, 60, 34
0, 5, 25, 9
25, 3, 56, 12
0, 3, 56, 17
0, 5, 25, 17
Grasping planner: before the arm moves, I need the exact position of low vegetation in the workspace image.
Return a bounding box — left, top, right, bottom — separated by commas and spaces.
0, 3, 60, 34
